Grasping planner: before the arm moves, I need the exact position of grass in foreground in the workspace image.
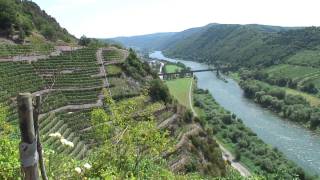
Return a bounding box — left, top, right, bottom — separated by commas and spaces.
165, 78, 192, 109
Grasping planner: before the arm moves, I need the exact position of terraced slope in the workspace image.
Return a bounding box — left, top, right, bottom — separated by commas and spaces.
33, 48, 106, 158
0, 47, 117, 159
102, 47, 128, 63
0, 44, 54, 58
262, 64, 320, 93
101, 48, 142, 101
34, 47, 132, 158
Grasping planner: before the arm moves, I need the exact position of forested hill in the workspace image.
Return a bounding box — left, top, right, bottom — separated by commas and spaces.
163, 24, 320, 68
0, 0, 76, 43
111, 23, 320, 68
108, 23, 219, 50
107, 32, 176, 50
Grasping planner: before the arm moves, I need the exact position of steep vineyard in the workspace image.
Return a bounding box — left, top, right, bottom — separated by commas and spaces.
0, 47, 129, 158
0, 45, 231, 179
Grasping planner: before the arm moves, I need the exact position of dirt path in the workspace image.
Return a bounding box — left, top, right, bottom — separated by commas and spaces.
219, 143, 251, 177
0, 46, 85, 63
39, 100, 103, 119
157, 114, 177, 129
104, 61, 124, 65
189, 78, 197, 116
0, 50, 61, 62
97, 48, 111, 94
31, 86, 106, 96
188, 77, 251, 177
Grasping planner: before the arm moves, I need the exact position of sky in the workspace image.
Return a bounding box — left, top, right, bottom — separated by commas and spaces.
33, 0, 320, 38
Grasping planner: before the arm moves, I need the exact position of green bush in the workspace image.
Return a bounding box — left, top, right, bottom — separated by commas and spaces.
148, 79, 172, 104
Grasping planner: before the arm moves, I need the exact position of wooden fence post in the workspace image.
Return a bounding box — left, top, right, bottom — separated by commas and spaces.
34, 94, 48, 180
17, 93, 39, 180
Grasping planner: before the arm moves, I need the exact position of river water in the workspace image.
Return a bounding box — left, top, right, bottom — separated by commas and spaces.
150, 51, 320, 175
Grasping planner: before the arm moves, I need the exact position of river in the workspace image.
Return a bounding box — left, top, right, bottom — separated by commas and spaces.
150, 51, 320, 175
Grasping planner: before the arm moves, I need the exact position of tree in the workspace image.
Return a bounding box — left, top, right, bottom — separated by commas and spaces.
255, 91, 266, 103
268, 88, 286, 99
41, 25, 56, 41
89, 91, 172, 179
183, 109, 193, 123
301, 83, 318, 94
241, 81, 260, 98
0, 0, 18, 35
222, 114, 233, 124
235, 148, 241, 161
79, 35, 91, 46
284, 94, 308, 105
310, 111, 320, 130
288, 79, 298, 89
148, 79, 172, 104
260, 95, 274, 107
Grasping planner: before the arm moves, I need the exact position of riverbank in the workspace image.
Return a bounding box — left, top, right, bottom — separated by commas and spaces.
227, 72, 320, 134
191, 86, 251, 176
150, 51, 320, 177
193, 88, 307, 178
165, 75, 251, 177
240, 79, 320, 131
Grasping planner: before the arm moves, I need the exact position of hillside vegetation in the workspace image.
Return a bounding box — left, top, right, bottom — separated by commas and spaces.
0, 0, 76, 43
193, 88, 307, 179
109, 32, 176, 50
116, 24, 320, 132
158, 24, 320, 96
0, 44, 230, 179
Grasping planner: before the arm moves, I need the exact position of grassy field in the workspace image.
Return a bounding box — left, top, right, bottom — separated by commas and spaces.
256, 80, 320, 107
106, 65, 122, 76
165, 78, 193, 109
284, 87, 320, 107
228, 72, 241, 82
286, 49, 320, 67
264, 64, 320, 80
165, 64, 182, 73
263, 64, 320, 95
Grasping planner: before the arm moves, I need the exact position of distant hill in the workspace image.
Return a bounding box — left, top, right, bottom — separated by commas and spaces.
107, 24, 220, 50
0, 0, 76, 43
110, 23, 320, 69
162, 24, 320, 68
112, 24, 320, 94
106, 32, 176, 50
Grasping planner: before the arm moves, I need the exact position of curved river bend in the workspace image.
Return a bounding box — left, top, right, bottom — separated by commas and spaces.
150, 51, 320, 175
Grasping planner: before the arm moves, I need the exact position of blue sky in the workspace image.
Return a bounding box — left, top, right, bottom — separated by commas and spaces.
33, 0, 320, 38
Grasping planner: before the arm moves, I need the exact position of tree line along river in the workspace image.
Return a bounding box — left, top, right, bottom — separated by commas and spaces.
150, 51, 320, 175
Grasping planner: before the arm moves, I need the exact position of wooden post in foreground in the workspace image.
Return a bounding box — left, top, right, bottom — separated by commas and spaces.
17, 93, 39, 180
34, 94, 48, 180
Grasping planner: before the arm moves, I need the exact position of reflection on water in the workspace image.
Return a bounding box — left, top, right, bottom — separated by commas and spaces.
150, 51, 320, 175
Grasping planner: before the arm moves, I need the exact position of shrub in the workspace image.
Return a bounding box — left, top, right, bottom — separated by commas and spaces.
301, 83, 318, 94
235, 148, 241, 161
149, 79, 172, 104
222, 114, 233, 124
183, 110, 193, 123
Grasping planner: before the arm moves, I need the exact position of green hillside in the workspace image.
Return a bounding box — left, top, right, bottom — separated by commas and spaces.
163, 25, 320, 67
122, 23, 320, 133
0, 0, 76, 43
157, 24, 320, 86
108, 32, 176, 50
1, 0, 319, 178
0, 46, 230, 179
